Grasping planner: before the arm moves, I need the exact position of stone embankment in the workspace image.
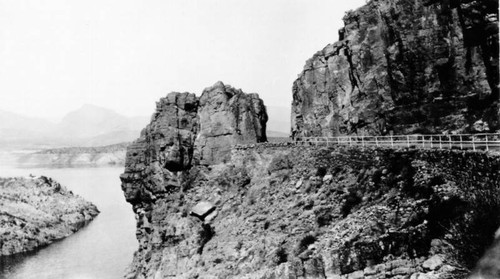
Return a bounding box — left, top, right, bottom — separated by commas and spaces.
0, 176, 99, 256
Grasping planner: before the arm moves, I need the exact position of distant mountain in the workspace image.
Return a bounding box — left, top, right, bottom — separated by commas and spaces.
0, 105, 149, 149
57, 104, 147, 139
266, 106, 290, 136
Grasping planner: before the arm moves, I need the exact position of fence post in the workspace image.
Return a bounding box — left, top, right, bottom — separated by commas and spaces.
460, 135, 463, 150
362, 136, 365, 147
486, 135, 489, 151
430, 136, 433, 149
422, 135, 425, 148
337, 137, 340, 145
391, 135, 394, 148
349, 136, 352, 146
449, 135, 452, 149
439, 135, 442, 149
407, 135, 410, 147
375, 136, 379, 147
472, 136, 476, 151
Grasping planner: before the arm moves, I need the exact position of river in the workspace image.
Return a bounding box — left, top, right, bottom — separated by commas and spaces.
0, 167, 137, 279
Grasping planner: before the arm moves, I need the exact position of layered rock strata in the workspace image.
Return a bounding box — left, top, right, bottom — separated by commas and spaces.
292, 0, 499, 137
121, 142, 500, 278
0, 176, 99, 255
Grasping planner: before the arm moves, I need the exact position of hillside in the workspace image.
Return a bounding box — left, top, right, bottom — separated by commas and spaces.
122, 143, 499, 278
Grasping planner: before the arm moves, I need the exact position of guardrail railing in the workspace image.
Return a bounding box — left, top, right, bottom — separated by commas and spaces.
294, 133, 500, 151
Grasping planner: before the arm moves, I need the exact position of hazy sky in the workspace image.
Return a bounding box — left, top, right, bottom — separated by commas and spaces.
0, 0, 366, 119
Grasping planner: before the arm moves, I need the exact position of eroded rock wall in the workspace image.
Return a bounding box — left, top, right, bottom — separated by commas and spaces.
292, 0, 499, 137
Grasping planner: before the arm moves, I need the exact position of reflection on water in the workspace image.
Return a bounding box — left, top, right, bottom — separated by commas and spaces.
0, 167, 137, 279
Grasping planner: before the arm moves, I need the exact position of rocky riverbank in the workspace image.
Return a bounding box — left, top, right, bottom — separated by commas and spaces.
0, 176, 99, 256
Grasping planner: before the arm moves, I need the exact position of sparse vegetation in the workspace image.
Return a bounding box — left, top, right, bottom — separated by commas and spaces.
273, 246, 288, 265
295, 234, 317, 256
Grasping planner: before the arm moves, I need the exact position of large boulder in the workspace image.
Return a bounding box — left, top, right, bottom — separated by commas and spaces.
292, 0, 499, 137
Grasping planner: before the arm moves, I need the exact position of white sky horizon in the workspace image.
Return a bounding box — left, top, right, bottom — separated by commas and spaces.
0, 0, 366, 120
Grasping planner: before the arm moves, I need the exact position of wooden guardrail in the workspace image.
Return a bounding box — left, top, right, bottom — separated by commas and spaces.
294, 133, 500, 151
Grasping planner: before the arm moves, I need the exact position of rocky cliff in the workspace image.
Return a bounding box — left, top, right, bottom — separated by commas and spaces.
0, 176, 99, 255
121, 142, 499, 278
121, 81, 267, 210
292, 0, 499, 137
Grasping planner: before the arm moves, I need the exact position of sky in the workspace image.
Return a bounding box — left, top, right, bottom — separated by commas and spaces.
0, 0, 366, 120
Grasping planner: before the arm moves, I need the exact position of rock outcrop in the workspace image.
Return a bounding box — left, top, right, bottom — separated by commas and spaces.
121, 81, 267, 205
292, 0, 499, 137
0, 176, 99, 256
120, 82, 268, 278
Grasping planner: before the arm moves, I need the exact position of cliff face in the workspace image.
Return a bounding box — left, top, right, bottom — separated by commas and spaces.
121, 143, 500, 279
0, 176, 99, 256
196, 82, 267, 165
292, 0, 499, 137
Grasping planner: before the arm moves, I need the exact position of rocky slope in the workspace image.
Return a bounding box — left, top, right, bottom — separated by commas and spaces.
121, 142, 499, 279
0, 176, 99, 255
291, 0, 499, 137
17, 142, 128, 167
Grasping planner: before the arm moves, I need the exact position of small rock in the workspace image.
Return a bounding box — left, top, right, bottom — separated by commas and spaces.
422, 255, 444, 271
323, 175, 333, 182
438, 264, 456, 273
295, 179, 303, 189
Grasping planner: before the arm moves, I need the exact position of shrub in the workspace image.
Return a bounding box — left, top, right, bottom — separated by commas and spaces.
295, 234, 317, 255
316, 167, 327, 177
340, 192, 362, 217
274, 246, 288, 265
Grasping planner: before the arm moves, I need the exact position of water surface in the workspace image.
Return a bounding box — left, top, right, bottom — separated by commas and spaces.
0, 167, 137, 279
